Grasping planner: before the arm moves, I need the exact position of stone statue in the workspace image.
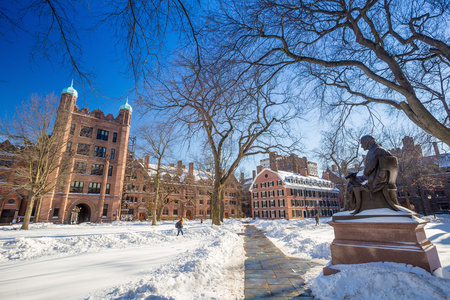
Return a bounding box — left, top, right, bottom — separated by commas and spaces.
345, 135, 400, 214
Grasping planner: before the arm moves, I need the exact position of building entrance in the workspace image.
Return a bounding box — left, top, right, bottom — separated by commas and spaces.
0, 209, 15, 223
185, 210, 192, 219
71, 204, 91, 224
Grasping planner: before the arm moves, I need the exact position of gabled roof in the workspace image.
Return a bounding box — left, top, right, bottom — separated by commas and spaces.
144, 163, 213, 183
249, 168, 339, 192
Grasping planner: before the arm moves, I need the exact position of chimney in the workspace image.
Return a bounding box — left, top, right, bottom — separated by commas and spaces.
433, 142, 440, 156
177, 160, 182, 169
256, 165, 263, 174
322, 173, 330, 180
332, 165, 338, 172
270, 162, 278, 172
189, 162, 194, 175
252, 170, 256, 179
299, 169, 308, 177
170, 163, 175, 167
240, 172, 245, 184
144, 155, 149, 169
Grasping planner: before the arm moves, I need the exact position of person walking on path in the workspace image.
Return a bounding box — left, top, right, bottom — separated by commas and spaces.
315, 214, 319, 226
201, 218, 203, 225
176, 218, 184, 236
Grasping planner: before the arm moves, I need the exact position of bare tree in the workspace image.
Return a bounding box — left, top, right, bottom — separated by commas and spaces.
1, 1, 202, 93
382, 128, 441, 214
214, 0, 450, 145
136, 121, 179, 225
140, 61, 299, 225
0, 94, 70, 230
315, 126, 365, 208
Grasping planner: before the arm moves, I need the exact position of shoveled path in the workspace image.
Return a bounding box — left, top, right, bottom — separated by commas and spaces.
242, 225, 319, 299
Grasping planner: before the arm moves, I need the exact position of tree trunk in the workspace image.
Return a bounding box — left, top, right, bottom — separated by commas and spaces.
152, 160, 162, 226
401, 176, 411, 210
211, 177, 221, 225
220, 188, 224, 222
34, 196, 43, 223
21, 193, 36, 230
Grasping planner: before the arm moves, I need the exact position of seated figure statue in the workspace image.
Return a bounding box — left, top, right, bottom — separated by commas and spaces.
345, 135, 400, 214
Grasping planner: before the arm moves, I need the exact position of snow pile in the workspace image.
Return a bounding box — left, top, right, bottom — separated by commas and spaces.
252, 215, 450, 300
252, 217, 333, 261
307, 262, 450, 300
89, 226, 245, 300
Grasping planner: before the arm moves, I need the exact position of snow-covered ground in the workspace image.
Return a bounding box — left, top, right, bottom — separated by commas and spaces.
252, 214, 450, 300
0, 215, 449, 299
0, 219, 245, 300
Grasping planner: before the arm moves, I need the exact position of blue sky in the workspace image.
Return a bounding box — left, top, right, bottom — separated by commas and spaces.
0, 1, 135, 118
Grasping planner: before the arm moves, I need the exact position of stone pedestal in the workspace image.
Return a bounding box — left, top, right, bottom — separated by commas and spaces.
323, 209, 441, 275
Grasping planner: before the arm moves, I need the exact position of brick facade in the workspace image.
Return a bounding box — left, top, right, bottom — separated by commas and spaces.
250, 163, 340, 220
122, 159, 242, 220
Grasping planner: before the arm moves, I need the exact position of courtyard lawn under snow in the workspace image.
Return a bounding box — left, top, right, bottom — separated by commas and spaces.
0, 215, 449, 299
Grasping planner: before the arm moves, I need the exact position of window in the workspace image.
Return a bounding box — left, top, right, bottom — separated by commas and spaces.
279, 210, 286, 218
269, 200, 275, 207
270, 210, 276, 218
77, 144, 90, 155
278, 199, 285, 207
73, 162, 86, 174
253, 201, 259, 208
231, 210, 235, 215
253, 192, 258, 199
277, 189, 284, 196
262, 210, 268, 218
94, 146, 106, 158
108, 166, 113, 177
7, 199, 15, 204
268, 181, 274, 187
88, 182, 101, 194
199, 210, 204, 216
435, 191, 446, 198
70, 181, 84, 193
260, 182, 267, 188
173, 209, 178, 216
102, 204, 108, 217
262, 200, 268, 208
97, 129, 109, 141
112, 132, 117, 143
253, 184, 258, 189
199, 199, 204, 205
69, 124, 75, 135
261, 191, 267, 197
66, 142, 72, 153
80, 126, 93, 138
254, 211, 260, 218
91, 164, 104, 176
110, 149, 115, 159
207, 209, 210, 215
105, 183, 111, 194
277, 180, 282, 186
53, 208, 60, 217
269, 190, 275, 197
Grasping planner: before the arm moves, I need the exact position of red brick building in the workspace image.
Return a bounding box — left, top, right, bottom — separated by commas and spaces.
250, 162, 340, 219
122, 158, 242, 220
0, 140, 28, 223
9, 83, 131, 224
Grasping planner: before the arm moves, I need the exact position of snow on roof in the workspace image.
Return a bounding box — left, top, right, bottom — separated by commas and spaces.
250, 168, 338, 192
145, 163, 212, 182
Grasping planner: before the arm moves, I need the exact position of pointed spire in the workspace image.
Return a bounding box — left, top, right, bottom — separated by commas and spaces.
120, 97, 133, 112
61, 80, 78, 98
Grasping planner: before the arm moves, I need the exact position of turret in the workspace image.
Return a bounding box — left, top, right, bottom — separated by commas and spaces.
59, 80, 78, 111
